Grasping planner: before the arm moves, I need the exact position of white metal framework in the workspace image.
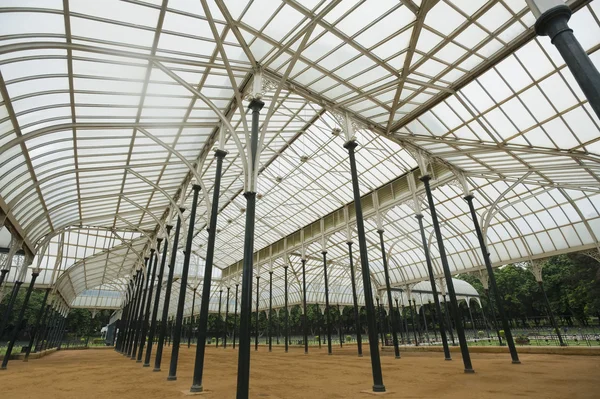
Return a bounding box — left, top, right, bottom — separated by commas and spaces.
0, 0, 599, 313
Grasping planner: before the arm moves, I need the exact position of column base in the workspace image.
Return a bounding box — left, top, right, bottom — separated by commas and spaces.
358, 354, 363, 357
0, 367, 7, 371
143, 363, 150, 367
372, 384, 386, 393
464, 369, 475, 374
444, 357, 452, 361
394, 356, 401, 359
190, 385, 203, 393
167, 375, 177, 381
153, 368, 161, 372
512, 360, 522, 364
136, 360, 142, 363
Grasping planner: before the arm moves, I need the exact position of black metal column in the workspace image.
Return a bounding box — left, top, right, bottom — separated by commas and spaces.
268, 271, 273, 352
442, 294, 456, 345
217, 289, 223, 348
1, 271, 39, 369
344, 140, 385, 392
233, 283, 239, 350
33, 302, 51, 353
421, 175, 473, 373
301, 258, 308, 355
394, 298, 403, 344
39, 306, 55, 351
322, 251, 332, 355
378, 230, 400, 359
254, 276, 260, 351
533, 4, 600, 119
24, 287, 50, 361
376, 296, 384, 346
465, 195, 520, 362
154, 211, 183, 372
138, 243, 161, 362
235, 98, 263, 399
188, 288, 196, 349
118, 278, 135, 353
168, 184, 200, 381
539, 280, 565, 346
189, 147, 226, 392
337, 304, 343, 348
416, 214, 451, 360
284, 265, 289, 353
144, 225, 171, 367
0, 281, 23, 340
224, 286, 230, 349
347, 242, 362, 357
132, 254, 153, 360
126, 266, 145, 356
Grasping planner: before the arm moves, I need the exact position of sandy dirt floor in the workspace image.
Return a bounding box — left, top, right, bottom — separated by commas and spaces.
0, 344, 598, 399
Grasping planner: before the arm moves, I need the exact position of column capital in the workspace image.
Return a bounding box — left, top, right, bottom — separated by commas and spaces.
343, 139, 358, 151
214, 148, 228, 158
248, 98, 265, 112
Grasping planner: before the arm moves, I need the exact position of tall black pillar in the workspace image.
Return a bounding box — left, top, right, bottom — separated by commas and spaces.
394, 298, 404, 344
421, 175, 473, 373
347, 242, 362, 357
416, 214, 451, 360
224, 286, 230, 349
531, 2, 600, 119
254, 276, 260, 351
322, 251, 332, 355
344, 140, 385, 392
284, 265, 289, 353
1, 271, 39, 369
154, 211, 183, 372
376, 296, 384, 347
268, 271, 273, 352
233, 283, 239, 350
442, 294, 456, 345
301, 258, 308, 355
0, 281, 23, 340
188, 288, 196, 349
189, 148, 226, 392
24, 287, 50, 361
216, 289, 223, 348
465, 195, 520, 362
235, 98, 264, 399
117, 281, 132, 353
34, 303, 51, 353
40, 306, 55, 351
137, 246, 159, 362
144, 225, 171, 367
132, 252, 154, 360
378, 230, 400, 359
168, 185, 200, 381
337, 304, 343, 348
126, 265, 145, 356
539, 280, 565, 346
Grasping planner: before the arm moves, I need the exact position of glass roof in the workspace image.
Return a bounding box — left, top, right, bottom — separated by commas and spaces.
0, 0, 599, 312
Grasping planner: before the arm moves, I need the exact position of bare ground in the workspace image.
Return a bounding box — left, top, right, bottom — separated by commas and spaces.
0, 344, 598, 398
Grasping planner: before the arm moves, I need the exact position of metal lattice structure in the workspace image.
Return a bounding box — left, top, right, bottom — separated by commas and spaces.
0, 0, 599, 313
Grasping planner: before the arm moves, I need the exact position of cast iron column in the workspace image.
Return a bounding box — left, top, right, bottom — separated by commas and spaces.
132, 253, 153, 360
268, 271, 273, 352
24, 287, 50, 361
301, 258, 308, 354
235, 98, 263, 399
118, 277, 134, 353
39, 306, 55, 351
376, 296, 384, 346
465, 195, 520, 362
337, 304, 343, 347
1, 271, 39, 369
322, 251, 332, 355
0, 281, 23, 340
188, 288, 196, 348
421, 174, 473, 373
224, 286, 230, 349
189, 148, 226, 392
347, 242, 362, 356
254, 276, 260, 351
126, 266, 145, 356
216, 289, 223, 348
416, 214, 451, 360
144, 225, 171, 366
138, 243, 160, 362
168, 185, 200, 381
394, 298, 404, 344
344, 140, 385, 392
539, 280, 565, 346
233, 283, 239, 349
284, 266, 289, 353
442, 294, 456, 345
378, 230, 400, 358
154, 212, 183, 371
529, 1, 600, 119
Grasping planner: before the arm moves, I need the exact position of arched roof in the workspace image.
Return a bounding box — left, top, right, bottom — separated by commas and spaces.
0, 0, 599, 312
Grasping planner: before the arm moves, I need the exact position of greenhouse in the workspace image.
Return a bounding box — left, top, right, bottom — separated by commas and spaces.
0, 0, 599, 398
